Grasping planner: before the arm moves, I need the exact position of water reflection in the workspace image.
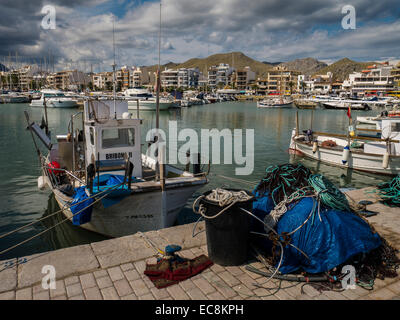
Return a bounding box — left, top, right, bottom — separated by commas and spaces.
40, 194, 107, 250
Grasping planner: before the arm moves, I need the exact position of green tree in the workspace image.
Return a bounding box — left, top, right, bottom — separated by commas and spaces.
105, 81, 113, 91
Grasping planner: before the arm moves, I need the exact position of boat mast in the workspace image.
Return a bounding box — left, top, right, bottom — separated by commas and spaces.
156, 1, 161, 131
112, 16, 117, 119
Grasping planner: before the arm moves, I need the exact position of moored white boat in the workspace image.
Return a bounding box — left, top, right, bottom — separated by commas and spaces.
30, 89, 78, 108
257, 97, 293, 108
322, 101, 370, 110
124, 88, 172, 111
289, 118, 400, 175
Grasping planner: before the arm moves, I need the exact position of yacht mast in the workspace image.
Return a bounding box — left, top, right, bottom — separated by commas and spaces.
112, 16, 117, 119
156, 2, 161, 131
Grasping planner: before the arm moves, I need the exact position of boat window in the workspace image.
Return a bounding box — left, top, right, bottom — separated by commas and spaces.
90, 127, 94, 145
102, 128, 135, 149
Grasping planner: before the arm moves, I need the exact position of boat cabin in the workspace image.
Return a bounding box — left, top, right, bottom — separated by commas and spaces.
84, 99, 143, 179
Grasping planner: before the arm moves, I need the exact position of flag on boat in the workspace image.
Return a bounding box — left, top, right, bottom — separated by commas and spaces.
347, 105, 352, 119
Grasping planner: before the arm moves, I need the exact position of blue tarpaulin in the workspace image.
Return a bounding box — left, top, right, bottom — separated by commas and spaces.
70, 174, 141, 225
251, 191, 382, 274
70, 186, 94, 226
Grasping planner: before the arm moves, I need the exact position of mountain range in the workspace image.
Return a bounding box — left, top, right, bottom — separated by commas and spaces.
143, 52, 378, 82
313, 58, 378, 81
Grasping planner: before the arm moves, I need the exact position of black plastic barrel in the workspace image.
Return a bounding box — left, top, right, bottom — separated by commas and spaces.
200, 189, 254, 266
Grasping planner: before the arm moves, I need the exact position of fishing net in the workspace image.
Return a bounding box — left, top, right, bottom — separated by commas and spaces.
254, 163, 312, 207
377, 175, 400, 207
251, 163, 400, 291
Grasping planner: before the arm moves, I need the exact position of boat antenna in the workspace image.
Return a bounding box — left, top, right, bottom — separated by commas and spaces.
112, 15, 117, 119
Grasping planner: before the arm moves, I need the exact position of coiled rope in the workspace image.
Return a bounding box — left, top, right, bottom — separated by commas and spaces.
192, 188, 253, 219
377, 175, 400, 207
308, 174, 351, 212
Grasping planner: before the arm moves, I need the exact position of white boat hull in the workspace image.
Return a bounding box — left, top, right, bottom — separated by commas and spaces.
290, 135, 400, 175
30, 99, 78, 108
53, 182, 202, 238
127, 100, 171, 111
257, 101, 293, 108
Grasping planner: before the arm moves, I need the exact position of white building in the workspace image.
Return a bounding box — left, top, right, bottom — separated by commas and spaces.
208, 63, 234, 88
177, 68, 199, 88
161, 69, 179, 88
343, 64, 394, 95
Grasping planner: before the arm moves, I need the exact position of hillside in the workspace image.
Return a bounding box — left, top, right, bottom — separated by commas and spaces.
279, 58, 327, 75
147, 52, 274, 77
143, 62, 180, 74
313, 58, 376, 81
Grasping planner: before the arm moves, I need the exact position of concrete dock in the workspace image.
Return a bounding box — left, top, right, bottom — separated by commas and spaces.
0, 188, 399, 300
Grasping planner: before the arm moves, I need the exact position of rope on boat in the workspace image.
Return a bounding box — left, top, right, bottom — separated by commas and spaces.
0, 182, 125, 257
0, 181, 125, 241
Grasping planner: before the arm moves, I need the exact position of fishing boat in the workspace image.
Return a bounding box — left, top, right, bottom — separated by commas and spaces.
27, 99, 208, 237
289, 115, 400, 175
321, 101, 371, 111
30, 89, 78, 108
0, 92, 30, 103
257, 97, 293, 108
294, 99, 318, 109
124, 88, 171, 111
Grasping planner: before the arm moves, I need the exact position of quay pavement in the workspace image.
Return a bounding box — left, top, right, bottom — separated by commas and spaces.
0, 187, 399, 300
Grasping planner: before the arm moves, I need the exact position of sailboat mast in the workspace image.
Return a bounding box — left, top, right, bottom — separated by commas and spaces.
156, 2, 161, 131
112, 16, 117, 119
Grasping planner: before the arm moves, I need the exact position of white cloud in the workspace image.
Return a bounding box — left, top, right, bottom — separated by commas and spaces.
1, 0, 399, 69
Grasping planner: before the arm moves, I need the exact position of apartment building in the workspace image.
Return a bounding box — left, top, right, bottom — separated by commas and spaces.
92, 72, 114, 90
343, 64, 394, 94
256, 66, 300, 95
177, 68, 199, 88
208, 64, 234, 88
161, 69, 179, 88
234, 66, 255, 90
129, 67, 151, 88
391, 62, 400, 89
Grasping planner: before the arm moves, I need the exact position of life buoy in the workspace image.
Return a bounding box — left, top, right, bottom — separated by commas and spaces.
48, 161, 61, 175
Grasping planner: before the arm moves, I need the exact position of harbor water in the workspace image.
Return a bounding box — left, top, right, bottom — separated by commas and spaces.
0, 102, 390, 260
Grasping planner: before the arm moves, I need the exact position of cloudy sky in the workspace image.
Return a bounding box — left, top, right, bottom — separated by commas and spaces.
1, 0, 399, 71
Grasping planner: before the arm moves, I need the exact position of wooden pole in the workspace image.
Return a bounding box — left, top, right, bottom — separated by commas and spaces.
43, 97, 49, 137
159, 143, 165, 191
136, 99, 139, 119
295, 110, 299, 136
